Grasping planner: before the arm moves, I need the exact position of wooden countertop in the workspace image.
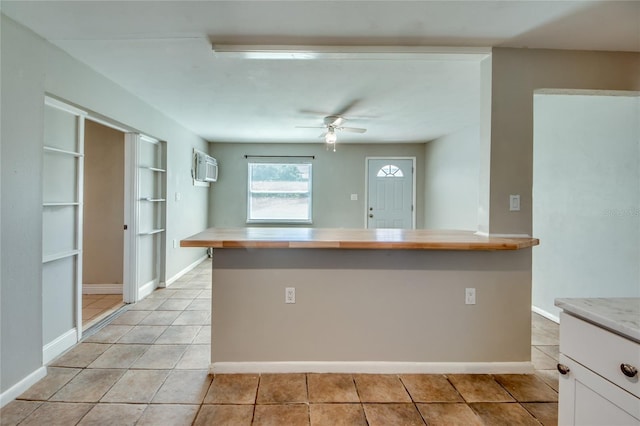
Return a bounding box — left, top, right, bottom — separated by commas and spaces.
181, 228, 539, 251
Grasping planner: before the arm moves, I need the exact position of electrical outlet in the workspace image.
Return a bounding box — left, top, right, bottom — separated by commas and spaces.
465, 288, 476, 305
285, 287, 296, 304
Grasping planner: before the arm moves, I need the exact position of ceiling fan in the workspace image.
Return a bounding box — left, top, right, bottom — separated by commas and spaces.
296, 115, 367, 152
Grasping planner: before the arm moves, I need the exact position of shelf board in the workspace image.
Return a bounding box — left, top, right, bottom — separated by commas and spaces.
43, 202, 80, 207
44, 146, 83, 157
141, 166, 166, 173
139, 229, 165, 236
43, 249, 80, 264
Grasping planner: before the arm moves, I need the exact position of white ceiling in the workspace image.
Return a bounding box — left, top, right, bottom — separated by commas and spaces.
2, 1, 638, 144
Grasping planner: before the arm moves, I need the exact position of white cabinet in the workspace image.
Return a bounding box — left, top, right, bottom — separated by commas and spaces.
558, 312, 640, 425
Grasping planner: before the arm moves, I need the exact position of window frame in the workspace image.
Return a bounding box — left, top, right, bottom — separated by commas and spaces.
376, 164, 404, 178
246, 160, 313, 224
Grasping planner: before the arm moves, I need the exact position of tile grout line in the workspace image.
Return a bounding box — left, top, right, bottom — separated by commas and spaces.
397, 374, 429, 425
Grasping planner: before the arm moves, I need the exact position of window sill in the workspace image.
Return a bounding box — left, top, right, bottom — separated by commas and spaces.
246, 220, 313, 226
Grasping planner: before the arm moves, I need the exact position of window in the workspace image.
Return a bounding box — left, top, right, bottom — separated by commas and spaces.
376, 164, 404, 177
247, 162, 312, 223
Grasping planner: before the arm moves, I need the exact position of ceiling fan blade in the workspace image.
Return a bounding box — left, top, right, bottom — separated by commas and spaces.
299, 109, 333, 116
339, 127, 367, 133
335, 99, 362, 116
295, 125, 325, 129
318, 132, 327, 139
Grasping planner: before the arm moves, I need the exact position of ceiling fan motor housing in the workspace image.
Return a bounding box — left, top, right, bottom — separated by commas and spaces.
324, 115, 344, 127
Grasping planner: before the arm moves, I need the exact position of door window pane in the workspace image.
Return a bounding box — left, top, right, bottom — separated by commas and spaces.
376, 164, 404, 177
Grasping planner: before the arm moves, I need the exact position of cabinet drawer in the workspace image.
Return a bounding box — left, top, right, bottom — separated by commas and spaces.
559, 354, 640, 425
560, 312, 640, 398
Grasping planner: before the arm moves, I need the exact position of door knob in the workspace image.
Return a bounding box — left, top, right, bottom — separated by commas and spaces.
369, 214, 374, 218
369, 207, 373, 211
557, 363, 570, 375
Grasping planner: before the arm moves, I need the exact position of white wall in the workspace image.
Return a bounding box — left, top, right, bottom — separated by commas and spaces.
1, 14, 208, 398
423, 126, 480, 230
533, 93, 640, 318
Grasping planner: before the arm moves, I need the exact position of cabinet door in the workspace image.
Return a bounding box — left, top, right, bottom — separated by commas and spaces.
559, 354, 640, 425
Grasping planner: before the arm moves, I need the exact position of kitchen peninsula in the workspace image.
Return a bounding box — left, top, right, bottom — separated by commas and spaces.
181, 228, 539, 374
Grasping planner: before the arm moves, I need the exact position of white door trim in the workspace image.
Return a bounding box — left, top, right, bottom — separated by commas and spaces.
82, 116, 139, 304
75, 115, 85, 340
124, 133, 140, 303
364, 156, 417, 229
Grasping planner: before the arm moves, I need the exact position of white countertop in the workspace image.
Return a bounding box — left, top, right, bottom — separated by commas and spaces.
555, 298, 640, 342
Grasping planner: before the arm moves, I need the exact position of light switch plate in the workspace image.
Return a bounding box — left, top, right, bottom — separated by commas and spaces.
509, 195, 520, 211
285, 287, 295, 304
350, 194, 358, 201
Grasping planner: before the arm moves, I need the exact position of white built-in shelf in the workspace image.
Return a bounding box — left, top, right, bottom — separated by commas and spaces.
43, 202, 80, 207
43, 249, 80, 264
139, 229, 165, 236
142, 197, 166, 202
43, 146, 83, 157
141, 166, 166, 173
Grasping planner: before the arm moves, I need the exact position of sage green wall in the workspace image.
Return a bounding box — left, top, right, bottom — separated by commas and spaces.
1, 13, 45, 398
208, 142, 426, 228
424, 126, 480, 231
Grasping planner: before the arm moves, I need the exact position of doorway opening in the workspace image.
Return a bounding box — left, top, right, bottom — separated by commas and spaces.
41, 96, 167, 362
82, 120, 126, 330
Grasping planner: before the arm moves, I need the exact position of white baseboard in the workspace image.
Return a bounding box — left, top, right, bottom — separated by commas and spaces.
164, 254, 208, 287
532, 306, 560, 323
43, 328, 78, 365
138, 278, 158, 300
82, 284, 123, 294
0, 366, 47, 408
209, 361, 535, 375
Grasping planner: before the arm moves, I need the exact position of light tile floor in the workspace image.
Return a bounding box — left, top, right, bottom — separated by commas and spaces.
82, 294, 125, 330
2, 260, 560, 425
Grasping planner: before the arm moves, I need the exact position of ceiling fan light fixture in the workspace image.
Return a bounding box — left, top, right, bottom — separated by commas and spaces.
325, 130, 337, 144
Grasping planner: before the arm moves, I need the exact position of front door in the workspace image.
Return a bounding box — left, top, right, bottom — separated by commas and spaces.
366, 158, 414, 229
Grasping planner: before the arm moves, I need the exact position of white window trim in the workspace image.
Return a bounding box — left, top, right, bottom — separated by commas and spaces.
246, 161, 313, 224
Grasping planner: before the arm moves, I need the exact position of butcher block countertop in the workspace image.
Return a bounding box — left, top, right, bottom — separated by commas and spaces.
181, 228, 539, 251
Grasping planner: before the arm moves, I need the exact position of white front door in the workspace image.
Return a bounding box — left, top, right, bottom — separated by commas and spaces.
366, 158, 415, 229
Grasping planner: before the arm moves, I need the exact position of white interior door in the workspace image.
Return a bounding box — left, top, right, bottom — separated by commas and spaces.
366, 158, 415, 229
125, 134, 166, 302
